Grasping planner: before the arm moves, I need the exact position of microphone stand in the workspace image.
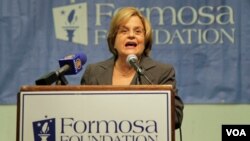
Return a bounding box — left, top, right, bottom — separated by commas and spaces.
35, 71, 68, 85
55, 75, 68, 85
136, 68, 153, 85
136, 71, 142, 85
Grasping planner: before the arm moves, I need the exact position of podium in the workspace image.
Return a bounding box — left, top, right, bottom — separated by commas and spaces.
17, 85, 175, 141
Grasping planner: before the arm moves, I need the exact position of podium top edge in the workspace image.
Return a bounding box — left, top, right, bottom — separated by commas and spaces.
20, 85, 173, 91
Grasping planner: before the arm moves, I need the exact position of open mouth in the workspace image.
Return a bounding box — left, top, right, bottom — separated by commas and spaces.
125, 41, 137, 48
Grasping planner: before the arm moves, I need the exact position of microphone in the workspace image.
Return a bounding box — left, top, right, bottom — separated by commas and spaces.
126, 54, 144, 75
58, 53, 87, 75
126, 54, 153, 85
35, 52, 87, 85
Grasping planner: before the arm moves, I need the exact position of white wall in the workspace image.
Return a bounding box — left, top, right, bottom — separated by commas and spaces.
1, 104, 250, 141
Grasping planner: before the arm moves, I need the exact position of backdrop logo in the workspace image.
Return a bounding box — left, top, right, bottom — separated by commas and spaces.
33, 118, 56, 141
53, 3, 88, 45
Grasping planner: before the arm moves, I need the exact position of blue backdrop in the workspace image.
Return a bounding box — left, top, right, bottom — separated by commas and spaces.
0, 0, 250, 104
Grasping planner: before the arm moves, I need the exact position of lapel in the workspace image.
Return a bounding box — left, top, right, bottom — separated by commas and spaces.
140, 56, 156, 70
96, 57, 115, 85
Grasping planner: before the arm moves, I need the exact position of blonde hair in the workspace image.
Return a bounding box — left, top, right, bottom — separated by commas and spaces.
107, 7, 153, 58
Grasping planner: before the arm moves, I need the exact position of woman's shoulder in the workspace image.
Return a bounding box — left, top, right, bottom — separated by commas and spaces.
87, 57, 114, 69
142, 56, 174, 70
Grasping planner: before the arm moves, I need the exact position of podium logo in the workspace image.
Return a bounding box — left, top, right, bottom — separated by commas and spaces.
53, 3, 88, 45
33, 118, 56, 141
222, 125, 250, 141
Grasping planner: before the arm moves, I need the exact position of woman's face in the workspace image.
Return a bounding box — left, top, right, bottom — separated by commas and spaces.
114, 16, 145, 59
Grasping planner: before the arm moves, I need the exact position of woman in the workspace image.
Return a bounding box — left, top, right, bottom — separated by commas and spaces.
81, 7, 184, 129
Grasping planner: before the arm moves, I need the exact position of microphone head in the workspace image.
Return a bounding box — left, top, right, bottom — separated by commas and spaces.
126, 54, 138, 66
59, 52, 87, 75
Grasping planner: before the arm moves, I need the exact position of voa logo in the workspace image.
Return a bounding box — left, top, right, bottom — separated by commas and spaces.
226, 129, 246, 136
53, 2, 88, 45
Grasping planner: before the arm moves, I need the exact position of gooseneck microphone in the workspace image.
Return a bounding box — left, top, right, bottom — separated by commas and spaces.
35, 52, 87, 85
126, 54, 144, 75
126, 54, 153, 84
